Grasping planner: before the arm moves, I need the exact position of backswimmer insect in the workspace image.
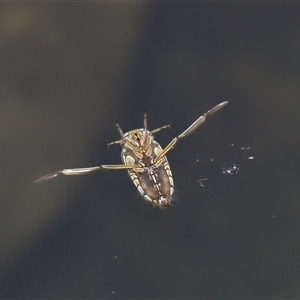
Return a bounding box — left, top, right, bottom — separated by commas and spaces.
35, 101, 228, 208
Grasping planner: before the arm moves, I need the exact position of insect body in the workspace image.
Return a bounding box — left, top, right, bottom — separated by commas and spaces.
34, 101, 228, 207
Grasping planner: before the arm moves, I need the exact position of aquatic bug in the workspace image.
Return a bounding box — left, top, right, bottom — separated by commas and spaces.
34, 101, 228, 207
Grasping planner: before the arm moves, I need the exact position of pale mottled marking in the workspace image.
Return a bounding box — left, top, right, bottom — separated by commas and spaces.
126, 155, 135, 165
169, 176, 174, 188
144, 195, 153, 202
137, 185, 145, 196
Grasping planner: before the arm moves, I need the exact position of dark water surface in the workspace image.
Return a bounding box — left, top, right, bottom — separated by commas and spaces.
1, 3, 299, 299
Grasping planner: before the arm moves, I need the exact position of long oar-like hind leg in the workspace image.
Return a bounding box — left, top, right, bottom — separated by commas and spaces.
34, 164, 140, 183
154, 101, 228, 163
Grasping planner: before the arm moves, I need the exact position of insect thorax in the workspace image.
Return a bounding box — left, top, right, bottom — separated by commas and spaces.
121, 129, 174, 207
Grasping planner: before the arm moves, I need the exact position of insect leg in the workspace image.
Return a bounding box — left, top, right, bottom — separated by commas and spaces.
154, 101, 228, 163
143, 111, 148, 129
106, 121, 125, 149
34, 164, 140, 183
144, 110, 173, 134
106, 139, 123, 148
177, 101, 228, 139
115, 121, 124, 138
150, 124, 174, 135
